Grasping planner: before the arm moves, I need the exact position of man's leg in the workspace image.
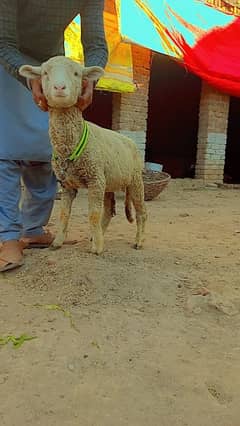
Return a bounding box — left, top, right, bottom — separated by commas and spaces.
0, 160, 22, 241
21, 161, 57, 243
0, 160, 24, 271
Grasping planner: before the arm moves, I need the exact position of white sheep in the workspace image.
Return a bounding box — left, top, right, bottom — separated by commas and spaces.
20, 56, 147, 255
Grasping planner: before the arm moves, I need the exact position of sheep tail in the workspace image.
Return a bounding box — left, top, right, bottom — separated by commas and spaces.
125, 188, 134, 223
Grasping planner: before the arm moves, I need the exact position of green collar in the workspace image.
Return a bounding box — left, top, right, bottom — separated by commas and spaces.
53, 120, 89, 162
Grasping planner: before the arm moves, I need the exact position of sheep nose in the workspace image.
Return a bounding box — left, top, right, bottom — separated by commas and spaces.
54, 84, 66, 90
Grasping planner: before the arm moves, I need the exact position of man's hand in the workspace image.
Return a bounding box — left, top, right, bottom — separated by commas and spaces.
76, 79, 95, 111
30, 78, 48, 112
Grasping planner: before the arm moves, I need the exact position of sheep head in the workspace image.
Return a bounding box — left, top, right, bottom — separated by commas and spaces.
19, 56, 104, 108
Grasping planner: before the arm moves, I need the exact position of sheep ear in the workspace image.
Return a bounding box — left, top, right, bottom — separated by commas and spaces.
19, 65, 42, 79
83, 66, 104, 82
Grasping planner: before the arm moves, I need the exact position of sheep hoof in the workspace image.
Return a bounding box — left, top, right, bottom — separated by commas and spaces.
91, 244, 103, 255
50, 240, 63, 250
91, 248, 103, 256
134, 243, 142, 250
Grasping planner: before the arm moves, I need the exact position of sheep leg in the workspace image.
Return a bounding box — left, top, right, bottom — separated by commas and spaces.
51, 187, 77, 249
88, 185, 105, 255
101, 192, 115, 235
129, 176, 147, 249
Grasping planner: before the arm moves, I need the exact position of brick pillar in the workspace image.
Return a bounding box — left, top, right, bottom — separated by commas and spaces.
112, 45, 151, 159
195, 81, 230, 183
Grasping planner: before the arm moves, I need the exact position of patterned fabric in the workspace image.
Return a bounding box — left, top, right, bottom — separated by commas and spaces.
118, 0, 240, 96
65, 12, 135, 93
0, 0, 108, 87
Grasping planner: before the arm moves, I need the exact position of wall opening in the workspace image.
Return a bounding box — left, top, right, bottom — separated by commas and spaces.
225, 96, 240, 183
84, 90, 113, 129
146, 53, 201, 178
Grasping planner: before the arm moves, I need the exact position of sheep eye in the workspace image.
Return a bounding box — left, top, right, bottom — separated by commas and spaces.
43, 71, 48, 76
74, 72, 79, 77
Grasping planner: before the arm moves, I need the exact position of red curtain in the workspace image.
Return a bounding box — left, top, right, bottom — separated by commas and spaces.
175, 18, 240, 96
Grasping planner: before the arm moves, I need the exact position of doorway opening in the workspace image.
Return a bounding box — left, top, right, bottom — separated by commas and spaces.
146, 53, 201, 178
224, 96, 240, 183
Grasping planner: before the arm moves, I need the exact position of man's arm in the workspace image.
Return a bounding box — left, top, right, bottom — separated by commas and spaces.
80, 0, 108, 69
77, 0, 108, 111
0, 0, 39, 87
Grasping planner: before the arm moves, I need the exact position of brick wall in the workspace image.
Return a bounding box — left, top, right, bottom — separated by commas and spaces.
195, 81, 230, 183
112, 45, 151, 159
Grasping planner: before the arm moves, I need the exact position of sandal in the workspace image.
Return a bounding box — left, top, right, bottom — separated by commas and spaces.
0, 240, 24, 272
21, 231, 78, 249
20, 231, 54, 249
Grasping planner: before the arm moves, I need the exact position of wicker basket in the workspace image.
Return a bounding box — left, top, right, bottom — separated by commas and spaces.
143, 170, 171, 201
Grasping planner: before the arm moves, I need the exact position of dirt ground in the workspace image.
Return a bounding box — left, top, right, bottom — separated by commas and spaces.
1, 179, 240, 426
